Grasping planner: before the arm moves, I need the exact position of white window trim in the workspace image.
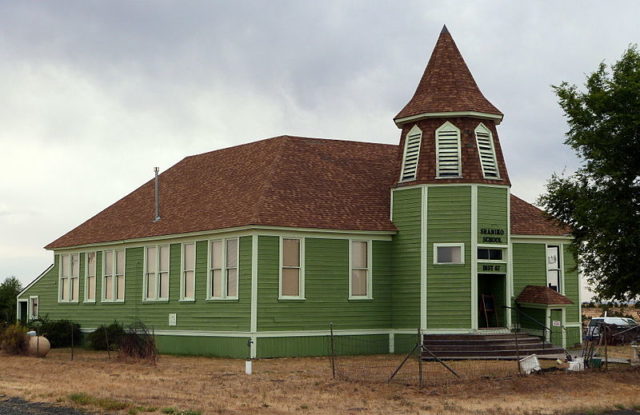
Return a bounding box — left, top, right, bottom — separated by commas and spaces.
58, 253, 80, 304
84, 251, 97, 303
29, 296, 39, 320
435, 121, 462, 178
433, 243, 465, 265
102, 249, 126, 303
279, 237, 305, 300
475, 123, 500, 179
206, 238, 239, 300
399, 125, 422, 182
349, 239, 373, 300
143, 245, 170, 302
180, 242, 196, 302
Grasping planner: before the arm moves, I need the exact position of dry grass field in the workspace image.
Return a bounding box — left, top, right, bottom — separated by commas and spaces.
1, 349, 639, 415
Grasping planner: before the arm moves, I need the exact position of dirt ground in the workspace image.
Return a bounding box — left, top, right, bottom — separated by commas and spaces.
1, 349, 639, 415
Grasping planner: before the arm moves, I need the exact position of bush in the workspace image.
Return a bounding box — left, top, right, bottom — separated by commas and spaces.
28, 316, 81, 348
119, 321, 158, 363
0, 323, 29, 355
87, 322, 125, 350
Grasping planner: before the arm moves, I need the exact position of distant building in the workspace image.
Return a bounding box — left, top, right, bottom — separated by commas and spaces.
17, 27, 581, 357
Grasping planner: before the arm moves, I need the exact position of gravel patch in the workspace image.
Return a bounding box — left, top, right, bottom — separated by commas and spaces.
0, 397, 90, 415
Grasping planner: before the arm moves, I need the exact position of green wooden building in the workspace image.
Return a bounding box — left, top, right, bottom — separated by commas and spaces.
17, 27, 581, 358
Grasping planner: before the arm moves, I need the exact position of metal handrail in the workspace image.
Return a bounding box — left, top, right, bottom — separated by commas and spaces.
502, 305, 568, 346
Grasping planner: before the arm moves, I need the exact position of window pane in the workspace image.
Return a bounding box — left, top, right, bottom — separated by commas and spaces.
437, 246, 462, 264
283, 239, 300, 267
226, 239, 238, 267
184, 271, 195, 298
159, 272, 169, 298
105, 251, 113, 275
88, 276, 96, 300
61, 278, 69, 300
352, 241, 367, 268
184, 244, 195, 270
116, 250, 125, 275
159, 246, 169, 272
146, 273, 156, 299
146, 247, 157, 273
212, 269, 222, 297
62, 255, 71, 278
105, 276, 113, 299
71, 254, 80, 278
116, 275, 125, 300
227, 269, 238, 297
211, 241, 222, 268
547, 246, 559, 269
489, 249, 503, 261
31, 298, 38, 317
282, 268, 300, 297
72, 278, 79, 301
351, 270, 367, 296
478, 249, 489, 260
88, 252, 96, 277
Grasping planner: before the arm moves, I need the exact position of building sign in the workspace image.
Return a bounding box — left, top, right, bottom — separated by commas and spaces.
552, 320, 561, 327
479, 227, 505, 244
477, 263, 507, 274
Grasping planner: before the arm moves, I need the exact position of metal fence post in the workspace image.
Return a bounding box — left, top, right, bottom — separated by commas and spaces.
329, 322, 336, 379
70, 322, 74, 361
417, 328, 423, 388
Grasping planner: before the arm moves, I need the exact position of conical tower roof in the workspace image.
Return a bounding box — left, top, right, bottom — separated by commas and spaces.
395, 26, 502, 124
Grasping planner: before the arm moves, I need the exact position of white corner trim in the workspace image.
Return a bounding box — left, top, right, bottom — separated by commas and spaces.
250, 234, 258, 333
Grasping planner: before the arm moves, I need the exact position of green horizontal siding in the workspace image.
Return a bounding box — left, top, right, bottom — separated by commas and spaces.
566, 327, 582, 348
391, 187, 422, 329
426, 186, 472, 329
477, 186, 508, 245
257, 334, 389, 358
257, 236, 392, 331
563, 244, 580, 323
394, 333, 420, 355
512, 243, 546, 296
155, 335, 249, 358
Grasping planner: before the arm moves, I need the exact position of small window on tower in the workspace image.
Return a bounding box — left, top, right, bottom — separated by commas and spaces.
436, 122, 461, 177
475, 123, 499, 179
400, 125, 422, 182
478, 248, 503, 261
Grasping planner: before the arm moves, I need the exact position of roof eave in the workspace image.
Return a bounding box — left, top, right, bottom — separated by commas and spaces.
394, 110, 503, 127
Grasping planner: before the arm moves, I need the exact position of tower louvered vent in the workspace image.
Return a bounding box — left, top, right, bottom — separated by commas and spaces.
436, 122, 461, 177
475, 124, 499, 178
400, 126, 422, 182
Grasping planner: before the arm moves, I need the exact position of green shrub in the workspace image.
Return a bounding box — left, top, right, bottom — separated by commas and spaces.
28, 316, 81, 348
0, 323, 29, 354
87, 322, 125, 350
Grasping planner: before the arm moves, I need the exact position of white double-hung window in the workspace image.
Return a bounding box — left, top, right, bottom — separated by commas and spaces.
208, 238, 238, 299
85, 252, 97, 302
280, 237, 304, 299
181, 243, 196, 301
350, 240, 372, 299
434, 243, 464, 264
145, 245, 170, 301
59, 253, 79, 302
103, 249, 125, 302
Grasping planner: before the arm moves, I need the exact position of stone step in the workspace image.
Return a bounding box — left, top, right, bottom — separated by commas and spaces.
424, 343, 557, 352
423, 337, 541, 346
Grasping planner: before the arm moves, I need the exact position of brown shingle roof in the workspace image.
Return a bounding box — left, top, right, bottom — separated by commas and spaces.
510, 194, 570, 236
395, 26, 502, 122
516, 285, 574, 305
46, 136, 399, 249
45, 136, 569, 250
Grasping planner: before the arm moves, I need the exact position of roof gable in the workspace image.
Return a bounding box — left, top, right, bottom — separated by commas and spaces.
516, 285, 574, 305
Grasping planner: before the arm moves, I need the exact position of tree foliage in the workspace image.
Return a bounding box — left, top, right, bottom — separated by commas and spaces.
0, 277, 22, 324
539, 45, 640, 301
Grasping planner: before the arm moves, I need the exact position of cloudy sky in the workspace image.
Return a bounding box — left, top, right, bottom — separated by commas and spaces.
1, 1, 639, 299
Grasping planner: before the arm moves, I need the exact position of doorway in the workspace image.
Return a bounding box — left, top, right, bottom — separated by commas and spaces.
478, 274, 506, 328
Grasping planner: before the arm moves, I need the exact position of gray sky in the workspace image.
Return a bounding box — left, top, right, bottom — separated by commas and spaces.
1, 1, 639, 300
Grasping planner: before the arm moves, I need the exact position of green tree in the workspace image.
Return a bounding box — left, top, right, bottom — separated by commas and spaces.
539, 45, 640, 301
0, 276, 23, 323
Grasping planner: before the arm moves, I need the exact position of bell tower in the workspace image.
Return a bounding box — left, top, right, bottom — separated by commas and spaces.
391, 26, 513, 335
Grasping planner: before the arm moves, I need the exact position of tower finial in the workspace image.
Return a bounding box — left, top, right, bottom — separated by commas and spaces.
441, 24, 449, 34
